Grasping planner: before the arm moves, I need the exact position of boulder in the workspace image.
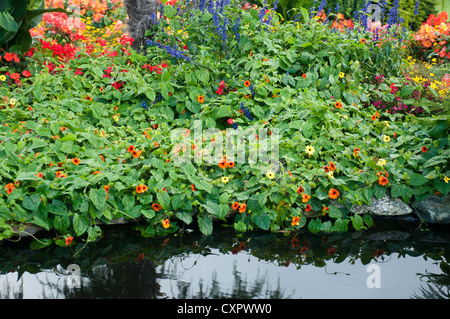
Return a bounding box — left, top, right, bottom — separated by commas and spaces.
350, 195, 412, 216
411, 194, 450, 224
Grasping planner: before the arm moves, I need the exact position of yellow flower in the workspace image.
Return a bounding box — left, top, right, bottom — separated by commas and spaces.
9, 98, 17, 106
221, 176, 229, 184
376, 158, 387, 166
339, 72, 345, 78
113, 114, 120, 122
266, 171, 275, 179
430, 73, 434, 77
383, 135, 390, 142
0, 75, 5, 81
326, 171, 334, 179
383, 121, 389, 127
305, 145, 315, 156
444, 176, 449, 184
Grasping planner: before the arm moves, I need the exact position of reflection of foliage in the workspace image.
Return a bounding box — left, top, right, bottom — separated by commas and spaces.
0, 219, 449, 298
413, 261, 450, 299
169, 261, 293, 299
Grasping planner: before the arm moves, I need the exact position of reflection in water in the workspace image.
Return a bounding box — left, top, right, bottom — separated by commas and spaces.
413, 262, 450, 299
0, 217, 449, 299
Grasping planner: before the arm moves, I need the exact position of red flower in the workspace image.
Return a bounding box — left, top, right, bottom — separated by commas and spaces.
421, 146, 428, 153
4, 52, 13, 62
22, 70, 32, 77
10, 73, 20, 80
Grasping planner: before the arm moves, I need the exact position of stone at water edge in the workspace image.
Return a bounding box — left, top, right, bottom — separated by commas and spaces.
349, 194, 412, 216
411, 194, 450, 224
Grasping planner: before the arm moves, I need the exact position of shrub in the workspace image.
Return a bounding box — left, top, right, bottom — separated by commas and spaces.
0, 0, 448, 247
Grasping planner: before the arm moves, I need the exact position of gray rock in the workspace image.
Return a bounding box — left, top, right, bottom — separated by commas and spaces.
350, 195, 412, 216
11, 223, 44, 237
411, 194, 450, 224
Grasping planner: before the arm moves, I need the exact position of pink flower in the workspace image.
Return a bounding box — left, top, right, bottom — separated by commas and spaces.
227, 118, 234, 125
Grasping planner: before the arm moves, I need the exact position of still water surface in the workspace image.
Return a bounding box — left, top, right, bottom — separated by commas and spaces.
0, 216, 449, 299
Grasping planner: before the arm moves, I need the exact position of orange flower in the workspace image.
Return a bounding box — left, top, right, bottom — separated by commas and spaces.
360, 38, 367, 43
136, 253, 145, 261
218, 158, 227, 169
104, 185, 110, 199
421, 146, 428, 153
301, 194, 310, 203
334, 101, 343, 109
322, 165, 330, 172
302, 73, 307, 79
227, 160, 235, 168
162, 218, 170, 229
153, 141, 159, 147
136, 184, 148, 193
197, 95, 204, 103
244, 80, 251, 87
239, 203, 247, 213
60, 127, 68, 132
291, 216, 301, 226
99, 155, 105, 162
152, 203, 162, 211
329, 188, 339, 199
322, 207, 329, 215
3, 183, 15, 195
371, 114, 376, 121
71, 158, 80, 165
191, 184, 196, 191
35, 172, 44, 178
183, 129, 190, 137
127, 145, 135, 153
232, 202, 240, 210
353, 148, 360, 157
297, 186, 304, 194
132, 149, 142, 158
65, 236, 73, 246
329, 161, 336, 172
378, 175, 389, 186
305, 204, 311, 212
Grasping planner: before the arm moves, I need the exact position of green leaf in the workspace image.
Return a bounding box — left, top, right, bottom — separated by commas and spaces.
332, 217, 348, 232
197, 215, 213, 235
22, 194, 41, 211
428, 120, 446, 138
30, 238, 53, 250
0, 12, 18, 32
372, 183, 386, 199
175, 211, 192, 225
89, 188, 107, 211
350, 214, 365, 231
409, 173, 428, 186
252, 212, 271, 231
122, 194, 135, 211
73, 213, 89, 236
234, 221, 247, 232
163, 5, 175, 18
328, 206, 342, 218
171, 194, 185, 210
308, 218, 322, 234
157, 191, 170, 210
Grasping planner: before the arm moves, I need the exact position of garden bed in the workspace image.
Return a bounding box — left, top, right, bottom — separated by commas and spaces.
0, 0, 448, 249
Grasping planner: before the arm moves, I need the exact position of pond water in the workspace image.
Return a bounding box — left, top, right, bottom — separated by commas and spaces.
0, 216, 449, 300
